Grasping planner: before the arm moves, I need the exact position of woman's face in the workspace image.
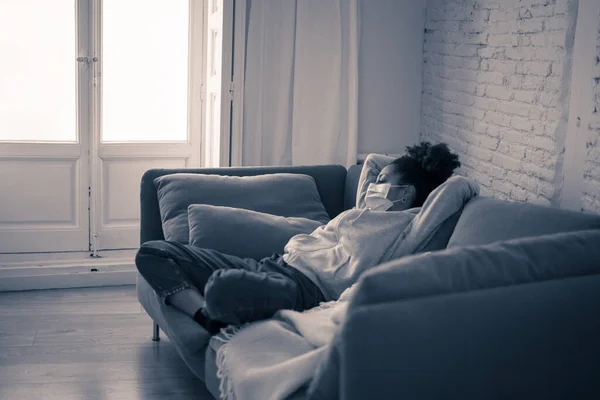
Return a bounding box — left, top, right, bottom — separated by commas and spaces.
375, 164, 416, 211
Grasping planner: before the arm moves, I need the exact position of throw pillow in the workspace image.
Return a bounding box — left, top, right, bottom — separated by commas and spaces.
188, 205, 323, 260
154, 173, 330, 244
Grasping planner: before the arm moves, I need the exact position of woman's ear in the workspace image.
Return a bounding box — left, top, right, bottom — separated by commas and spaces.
405, 185, 416, 198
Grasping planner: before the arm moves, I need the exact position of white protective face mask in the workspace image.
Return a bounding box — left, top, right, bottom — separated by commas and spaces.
365, 182, 408, 211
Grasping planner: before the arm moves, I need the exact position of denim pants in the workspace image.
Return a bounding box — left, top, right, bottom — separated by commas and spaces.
135, 240, 325, 325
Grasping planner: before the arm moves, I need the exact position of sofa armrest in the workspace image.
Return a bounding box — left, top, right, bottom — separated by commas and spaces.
139, 165, 347, 244
341, 274, 600, 399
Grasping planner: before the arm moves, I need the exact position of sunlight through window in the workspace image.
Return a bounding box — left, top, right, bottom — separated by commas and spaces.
102, 0, 190, 142
0, 0, 77, 142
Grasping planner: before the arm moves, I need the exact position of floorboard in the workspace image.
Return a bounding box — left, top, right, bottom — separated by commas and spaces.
0, 285, 214, 400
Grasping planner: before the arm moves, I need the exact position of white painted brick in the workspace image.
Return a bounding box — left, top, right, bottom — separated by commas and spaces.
463, 20, 492, 34
469, 146, 494, 162
516, 61, 552, 76
544, 15, 568, 31
443, 113, 474, 130
486, 85, 513, 100
461, 154, 480, 169
497, 102, 530, 117
531, 196, 552, 207
485, 111, 512, 127
539, 91, 558, 107
551, 61, 564, 77
516, 19, 544, 34
472, 121, 489, 135
535, 47, 564, 61
510, 117, 535, 132
544, 121, 559, 137
488, 34, 514, 47
479, 46, 505, 59
491, 180, 514, 195
489, 9, 517, 23
442, 90, 477, 106
479, 161, 506, 178
468, 170, 494, 187
513, 90, 538, 103
522, 162, 555, 181
487, 59, 518, 74
420, 0, 585, 209
471, 9, 492, 22
479, 185, 494, 197
492, 152, 521, 171
462, 33, 490, 45
518, 0, 554, 7
505, 47, 537, 61
537, 180, 555, 198
478, 71, 505, 85
488, 21, 514, 35
511, 185, 530, 202
519, 35, 533, 47
453, 44, 480, 57
477, 133, 500, 150
515, 75, 546, 90
475, 97, 499, 111
452, 68, 479, 82
546, 108, 563, 122
509, 143, 528, 160
425, 20, 461, 32
544, 76, 562, 92
506, 171, 533, 190
442, 55, 470, 68
529, 106, 547, 120
532, 135, 556, 152
533, 5, 555, 18
554, 0, 570, 15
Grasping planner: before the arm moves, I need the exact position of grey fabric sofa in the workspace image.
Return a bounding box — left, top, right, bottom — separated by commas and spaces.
137, 164, 600, 399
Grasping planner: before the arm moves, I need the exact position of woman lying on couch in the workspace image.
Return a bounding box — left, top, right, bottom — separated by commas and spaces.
135, 142, 476, 334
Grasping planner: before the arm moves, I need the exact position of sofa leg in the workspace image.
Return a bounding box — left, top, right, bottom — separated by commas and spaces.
152, 322, 160, 341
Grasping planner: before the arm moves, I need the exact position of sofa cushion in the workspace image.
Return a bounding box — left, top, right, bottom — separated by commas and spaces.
354, 229, 600, 307
154, 173, 330, 244
447, 196, 600, 248
188, 205, 323, 260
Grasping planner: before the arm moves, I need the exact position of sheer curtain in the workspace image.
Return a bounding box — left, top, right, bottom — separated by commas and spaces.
240, 0, 360, 168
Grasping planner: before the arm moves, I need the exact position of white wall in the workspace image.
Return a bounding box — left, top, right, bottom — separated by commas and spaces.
357, 0, 427, 157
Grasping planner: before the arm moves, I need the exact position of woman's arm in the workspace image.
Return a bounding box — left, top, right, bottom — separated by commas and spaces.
355, 153, 397, 209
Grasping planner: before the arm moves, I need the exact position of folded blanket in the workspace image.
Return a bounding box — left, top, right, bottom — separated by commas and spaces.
214, 176, 479, 400
213, 286, 356, 400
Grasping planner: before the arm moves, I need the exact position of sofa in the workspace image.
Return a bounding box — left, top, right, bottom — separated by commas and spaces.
137, 163, 600, 399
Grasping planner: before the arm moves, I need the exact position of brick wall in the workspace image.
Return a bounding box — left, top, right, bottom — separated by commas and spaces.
420, 0, 577, 206
581, 12, 600, 213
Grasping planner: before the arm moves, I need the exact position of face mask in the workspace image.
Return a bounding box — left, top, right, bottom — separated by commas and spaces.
365, 183, 408, 211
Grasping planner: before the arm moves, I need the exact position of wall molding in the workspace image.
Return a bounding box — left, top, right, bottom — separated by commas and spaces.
561, 0, 600, 211
0, 262, 136, 292
0, 249, 137, 292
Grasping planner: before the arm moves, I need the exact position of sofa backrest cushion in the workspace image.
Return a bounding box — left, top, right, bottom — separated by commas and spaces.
344, 164, 362, 211
447, 196, 600, 248
154, 172, 331, 244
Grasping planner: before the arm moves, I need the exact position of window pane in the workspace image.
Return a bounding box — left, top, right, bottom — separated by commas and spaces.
0, 0, 77, 142
102, 0, 189, 142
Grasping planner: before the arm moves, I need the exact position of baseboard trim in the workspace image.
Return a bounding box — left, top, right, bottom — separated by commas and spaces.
0, 263, 137, 292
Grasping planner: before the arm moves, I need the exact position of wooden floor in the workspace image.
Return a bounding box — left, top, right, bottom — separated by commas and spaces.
0, 285, 214, 400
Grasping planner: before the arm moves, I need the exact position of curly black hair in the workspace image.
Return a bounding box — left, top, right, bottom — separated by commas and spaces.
390, 141, 461, 207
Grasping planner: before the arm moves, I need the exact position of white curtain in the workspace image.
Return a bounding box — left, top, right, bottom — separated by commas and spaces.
240, 0, 360, 168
